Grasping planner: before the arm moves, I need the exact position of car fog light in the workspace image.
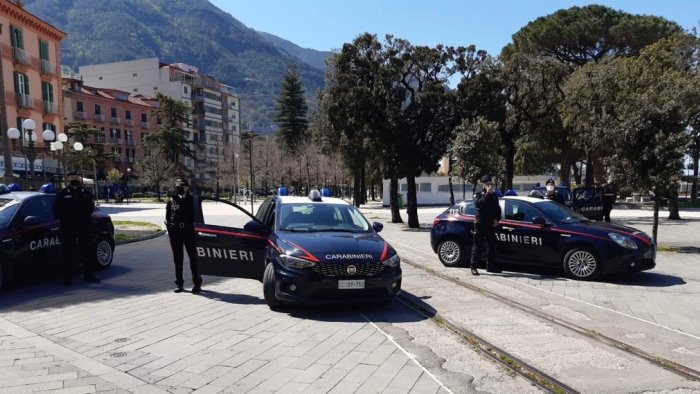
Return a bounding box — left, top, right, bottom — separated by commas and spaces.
289, 284, 297, 292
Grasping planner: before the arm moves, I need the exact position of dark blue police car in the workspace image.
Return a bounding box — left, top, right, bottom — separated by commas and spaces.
0, 185, 115, 290
430, 196, 655, 281
192, 191, 402, 308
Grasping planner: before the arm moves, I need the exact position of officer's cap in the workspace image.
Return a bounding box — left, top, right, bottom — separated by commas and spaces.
546, 178, 556, 185
175, 179, 189, 187
480, 175, 493, 184
66, 171, 79, 177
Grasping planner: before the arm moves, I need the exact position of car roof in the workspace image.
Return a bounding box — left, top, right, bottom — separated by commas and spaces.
276, 196, 351, 206
0, 191, 50, 201
503, 196, 556, 204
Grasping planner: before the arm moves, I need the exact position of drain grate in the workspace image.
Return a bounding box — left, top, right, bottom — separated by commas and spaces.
110, 352, 128, 358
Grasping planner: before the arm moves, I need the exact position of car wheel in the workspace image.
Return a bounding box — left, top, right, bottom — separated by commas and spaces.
437, 238, 466, 267
563, 248, 601, 281
95, 237, 115, 270
263, 263, 282, 309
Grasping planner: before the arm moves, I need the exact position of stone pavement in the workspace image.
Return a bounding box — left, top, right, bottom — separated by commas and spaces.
0, 236, 537, 394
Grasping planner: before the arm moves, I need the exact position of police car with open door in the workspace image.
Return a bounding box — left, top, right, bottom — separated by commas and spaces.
0, 184, 115, 290
193, 190, 402, 309
430, 196, 655, 281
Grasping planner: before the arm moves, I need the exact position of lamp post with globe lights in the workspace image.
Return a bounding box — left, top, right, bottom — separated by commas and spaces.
7, 119, 56, 189
50, 133, 86, 188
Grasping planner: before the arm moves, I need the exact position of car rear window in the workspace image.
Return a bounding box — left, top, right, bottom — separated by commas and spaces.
0, 199, 20, 229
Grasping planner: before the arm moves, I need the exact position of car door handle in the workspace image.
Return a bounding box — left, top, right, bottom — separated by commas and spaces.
50, 227, 60, 231
502, 226, 515, 231
197, 232, 217, 238
560, 234, 571, 237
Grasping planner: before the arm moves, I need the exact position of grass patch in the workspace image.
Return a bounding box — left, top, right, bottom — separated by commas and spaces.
679, 201, 700, 209
112, 220, 160, 229
115, 234, 139, 242
657, 245, 679, 253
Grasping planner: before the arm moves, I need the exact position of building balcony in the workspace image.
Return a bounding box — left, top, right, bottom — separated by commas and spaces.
94, 114, 104, 122
41, 59, 56, 75
12, 47, 31, 66
125, 119, 133, 126
127, 156, 136, 163
141, 122, 149, 129
110, 117, 120, 125
109, 138, 121, 144
125, 139, 135, 146
96, 135, 106, 143
75, 111, 87, 120
43, 100, 57, 115
15, 93, 33, 108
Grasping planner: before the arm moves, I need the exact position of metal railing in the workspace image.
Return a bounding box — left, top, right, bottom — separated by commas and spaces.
15, 93, 32, 108
75, 111, 87, 120
94, 114, 105, 122
110, 117, 120, 125
41, 59, 56, 75
43, 100, 57, 114
109, 138, 121, 144
141, 122, 149, 129
12, 47, 31, 65
125, 119, 133, 126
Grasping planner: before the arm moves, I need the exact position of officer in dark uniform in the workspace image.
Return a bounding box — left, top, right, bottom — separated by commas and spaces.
602, 183, 617, 222
166, 179, 202, 293
53, 171, 100, 285
470, 175, 502, 275
544, 178, 566, 205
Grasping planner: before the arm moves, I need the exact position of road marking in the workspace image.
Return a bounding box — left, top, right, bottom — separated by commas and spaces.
388, 238, 700, 343
360, 313, 454, 394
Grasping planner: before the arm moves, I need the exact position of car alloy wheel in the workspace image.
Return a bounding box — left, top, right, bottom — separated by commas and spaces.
95, 239, 114, 268
438, 239, 464, 267
565, 249, 599, 280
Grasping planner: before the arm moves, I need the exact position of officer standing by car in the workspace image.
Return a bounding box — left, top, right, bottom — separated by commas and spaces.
53, 171, 100, 285
470, 175, 502, 275
544, 178, 566, 205
602, 183, 617, 222
166, 179, 202, 293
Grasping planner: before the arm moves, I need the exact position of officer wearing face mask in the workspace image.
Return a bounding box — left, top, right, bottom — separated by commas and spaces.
53, 171, 100, 285
544, 178, 565, 205
471, 175, 502, 275
166, 179, 202, 293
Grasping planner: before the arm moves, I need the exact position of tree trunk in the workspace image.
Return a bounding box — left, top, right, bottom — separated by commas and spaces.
448, 174, 454, 205
406, 174, 419, 228
360, 165, 367, 205
652, 194, 660, 244
668, 184, 681, 220
584, 154, 595, 187
390, 177, 403, 223
560, 158, 571, 185
571, 161, 582, 185
353, 166, 361, 207
504, 139, 515, 190
370, 183, 375, 201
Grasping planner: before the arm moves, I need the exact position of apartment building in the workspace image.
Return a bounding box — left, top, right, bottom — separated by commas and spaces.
62, 77, 158, 177
0, 0, 65, 181
78, 58, 240, 177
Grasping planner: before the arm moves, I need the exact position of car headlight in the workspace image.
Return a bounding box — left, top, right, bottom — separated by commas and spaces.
381, 254, 400, 267
278, 254, 317, 268
608, 233, 638, 250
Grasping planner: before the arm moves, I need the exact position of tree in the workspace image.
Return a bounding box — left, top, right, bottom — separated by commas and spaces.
452, 117, 505, 198
144, 93, 194, 176
137, 144, 175, 201
275, 66, 309, 192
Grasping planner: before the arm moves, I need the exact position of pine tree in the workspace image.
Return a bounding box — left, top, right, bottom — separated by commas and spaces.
275, 67, 308, 155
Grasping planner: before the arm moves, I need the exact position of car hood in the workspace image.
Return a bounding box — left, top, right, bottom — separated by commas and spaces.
563, 220, 652, 244
275, 231, 390, 263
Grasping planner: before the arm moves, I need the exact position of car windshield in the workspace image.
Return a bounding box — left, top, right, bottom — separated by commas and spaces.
0, 198, 20, 229
534, 200, 590, 224
277, 203, 371, 233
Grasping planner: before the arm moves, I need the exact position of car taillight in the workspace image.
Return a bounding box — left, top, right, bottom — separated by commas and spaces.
433, 218, 440, 226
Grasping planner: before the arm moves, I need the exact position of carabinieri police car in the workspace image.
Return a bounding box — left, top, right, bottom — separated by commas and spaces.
430, 196, 655, 281
0, 184, 115, 290
192, 190, 402, 308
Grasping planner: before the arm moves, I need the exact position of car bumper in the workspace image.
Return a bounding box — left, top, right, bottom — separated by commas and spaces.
601, 243, 656, 274
273, 263, 403, 305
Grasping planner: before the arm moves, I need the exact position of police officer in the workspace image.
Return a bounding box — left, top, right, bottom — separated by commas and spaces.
470, 175, 502, 275
166, 179, 202, 293
53, 171, 100, 285
602, 183, 617, 222
544, 178, 565, 205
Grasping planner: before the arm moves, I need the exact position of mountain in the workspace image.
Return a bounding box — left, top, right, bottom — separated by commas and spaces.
21, 0, 327, 129
257, 31, 330, 72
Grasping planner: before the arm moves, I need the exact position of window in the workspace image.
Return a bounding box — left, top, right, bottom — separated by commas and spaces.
133, 88, 139, 92
39, 39, 49, 61
504, 201, 540, 222
14, 72, 29, 95
110, 128, 121, 139
419, 183, 432, 192
132, 73, 138, 77
183, 86, 188, 94
42, 82, 54, 102
400, 184, 408, 192
42, 123, 56, 132
125, 110, 131, 120
156, 117, 162, 125
111, 107, 117, 117
98, 76, 103, 80
460, 203, 476, 215
76, 101, 84, 112
10, 25, 23, 49
19, 197, 55, 223
95, 104, 102, 115
141, 113, 147, 122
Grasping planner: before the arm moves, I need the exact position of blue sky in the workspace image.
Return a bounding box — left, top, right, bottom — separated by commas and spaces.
210, 0, 700, 55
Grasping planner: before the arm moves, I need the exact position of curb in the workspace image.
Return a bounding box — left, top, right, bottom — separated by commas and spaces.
115, 229, 166, 246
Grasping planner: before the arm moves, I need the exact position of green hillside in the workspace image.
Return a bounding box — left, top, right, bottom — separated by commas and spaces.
23, 0, 326, 130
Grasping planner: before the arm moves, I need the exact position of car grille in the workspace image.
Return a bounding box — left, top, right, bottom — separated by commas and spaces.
312, 261, 385, 277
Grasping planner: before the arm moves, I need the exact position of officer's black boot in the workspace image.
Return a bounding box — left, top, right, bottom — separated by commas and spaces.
470, 266, 479, 276
174, 281, 184, 293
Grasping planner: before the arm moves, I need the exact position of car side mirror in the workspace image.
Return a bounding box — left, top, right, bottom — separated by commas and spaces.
23, 216, 40, 226
532, 216, 549, 226
372, 222, 383, 233
244, 220, 266, 234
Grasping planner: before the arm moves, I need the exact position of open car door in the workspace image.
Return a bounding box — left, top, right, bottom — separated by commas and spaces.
572, 187, 604, 220
193, 197, 267, 281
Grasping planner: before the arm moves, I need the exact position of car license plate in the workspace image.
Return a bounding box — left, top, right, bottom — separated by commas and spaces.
338, 280, 365, 289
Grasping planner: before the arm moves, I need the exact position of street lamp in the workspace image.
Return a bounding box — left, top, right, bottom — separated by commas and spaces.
51, 134, 85, 188
126, 167, 131, 205
7, 119, 56, 189
234, 152, 240, 204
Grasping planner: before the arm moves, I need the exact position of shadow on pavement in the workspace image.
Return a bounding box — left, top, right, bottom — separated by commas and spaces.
603, 271, 687, 287
616, 217, 696, 226
197, 289, 266, 305
99, 206, 165, 215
